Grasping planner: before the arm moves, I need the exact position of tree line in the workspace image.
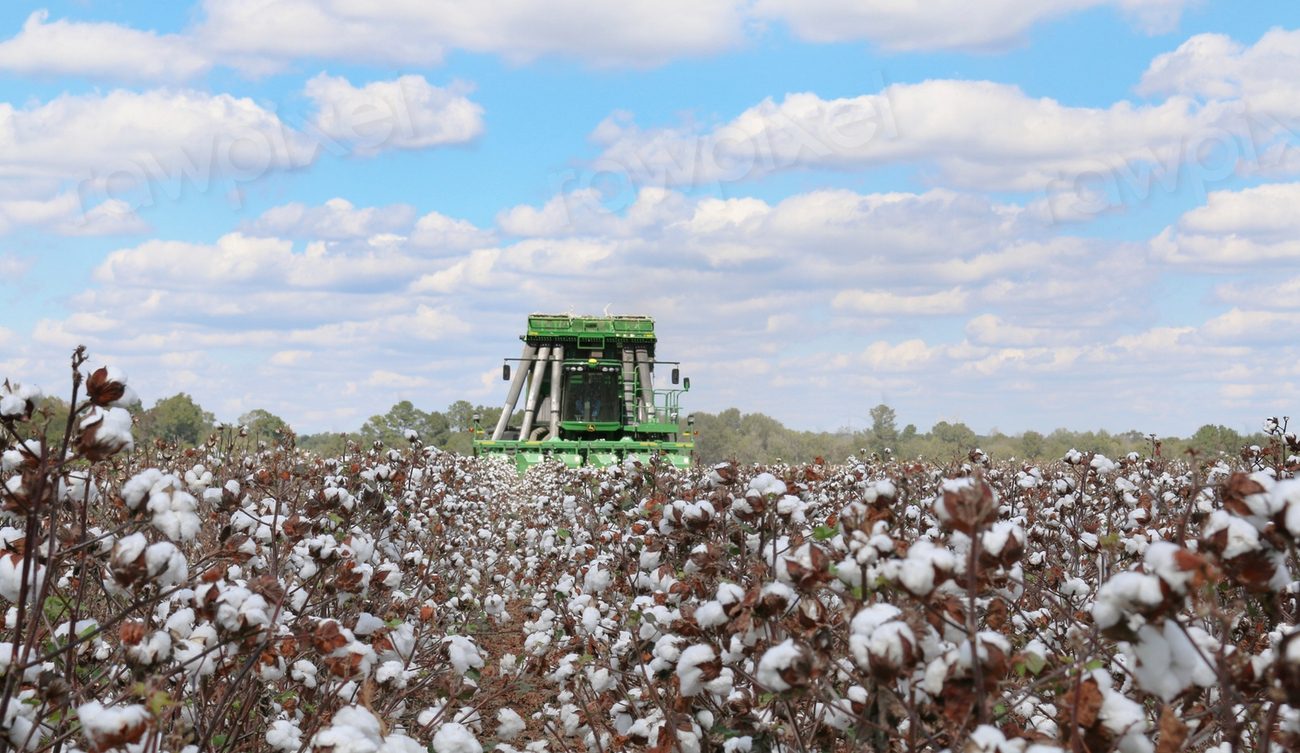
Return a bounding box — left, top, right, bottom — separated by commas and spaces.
39, 392, 1275, 465
690, 404, 1269, 464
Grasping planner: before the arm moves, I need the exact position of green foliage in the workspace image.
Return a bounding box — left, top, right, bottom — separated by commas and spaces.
446, 400, 476, 432
239, 409, 292, 444
139, 393, 215, 447
681, 405, 1237, 465
1189, 424, 1243, 457
117, 391, 1271, 465
298, 432, 351, 456
37, 396, 72, 448
358, 400, 449, 447
867, 403, 897, 454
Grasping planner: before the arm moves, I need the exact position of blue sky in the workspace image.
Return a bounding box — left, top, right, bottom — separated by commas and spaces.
1, 1, 1299, 437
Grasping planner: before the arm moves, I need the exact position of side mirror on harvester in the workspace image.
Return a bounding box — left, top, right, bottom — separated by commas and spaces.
682, 377, 690, 391
502, 363, 511, 381
671, 367, 680, 385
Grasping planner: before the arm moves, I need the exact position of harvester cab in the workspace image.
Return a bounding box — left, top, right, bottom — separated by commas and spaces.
472, 314, 694, 473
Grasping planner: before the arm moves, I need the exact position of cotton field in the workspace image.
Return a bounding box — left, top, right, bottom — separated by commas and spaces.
4, 356, 1300, 753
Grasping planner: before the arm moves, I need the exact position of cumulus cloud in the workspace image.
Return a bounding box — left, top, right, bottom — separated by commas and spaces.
409, 211, 498, 252
0, 74, 484, 238
755, 0, 1192, 52
0, 10, 210, 82
1215, 275, 1300, 310
0, 1, 1197, 81
9, 174, 1283, 435
243, 198, 417, 240
833, 288, 970, 316
1135, 28, 1300, 178
1200, 309, 1300, 345
0, 253, 32, 283
195, 0, 748, 71
12, 185, 1089, 429
590, 81, 1243, 192
305, 74, 484, 154
0, 89, 311, 184
1152, 183, 1300, 266
1139, 27, 1300, 105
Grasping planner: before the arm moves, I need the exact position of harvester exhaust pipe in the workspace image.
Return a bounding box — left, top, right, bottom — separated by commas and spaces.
635, 348, 655, 423
519, 346, 552, 440
492, 344, 535, 440
549, 345, 563, 438
621, 348, 636, 425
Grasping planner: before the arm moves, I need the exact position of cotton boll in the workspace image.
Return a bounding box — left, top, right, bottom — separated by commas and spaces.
266, 720, 302, 752
756, 639, 811, 692
583, 567, 612, 593
444, 635, 485, 676
677, 644, 718, 696
1092, 572, 1164, 631
76, 407, 134, 460
291, 660, 318, 689
0, 382, 41, 420
496, 708, 526, 740
747, 473, 786, 497
77, 702, 150, 752
126, 630, 172, 666
0, 554, 44, 604
432, 722, 483, 753
144, 542, 188, 587
311, 705, 384, 751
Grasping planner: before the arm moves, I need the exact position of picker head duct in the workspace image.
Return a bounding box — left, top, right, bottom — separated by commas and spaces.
473, 314, 693, 473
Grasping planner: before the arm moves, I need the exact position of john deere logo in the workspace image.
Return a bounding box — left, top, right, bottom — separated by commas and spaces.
586, 424, 596, 432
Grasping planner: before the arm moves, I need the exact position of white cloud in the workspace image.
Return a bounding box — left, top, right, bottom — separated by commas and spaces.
0, 192, 146, 236
14, 177, 1273, 435
0, 1, 1199, 84
833, 288, 970, 316
964, 314, 1071, 347
860, 339, 940, 371
1201, 309, 1300, 345
1152, 183, 1300, 265
366, 370, 433, 389
0, 77, 484, 238
244, 198, 417, 240
754, 0, 1191, 52
1216, 275, 1300, 310
591, 81, 1239, 191
270, 350, 312, 366
1135, 28, 1300, 179
196, 0, 748, 71
0, 254, 31, 283
410, 211, 497, 252
305, 74, 484, 154
0, 88, 314, 184
94, 232, 434, 293
1139, 28, 1300, 106
0, 10, 210, 82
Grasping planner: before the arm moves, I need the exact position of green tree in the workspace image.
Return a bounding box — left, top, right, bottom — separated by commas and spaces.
446, 400, 476, 432
239, 409, 291, 442
929, 420, 977, 459
1020, 430, 1045, 459
141, 393, 215, 447
868, 403, 898, 453
299, 432, 353, 456
1190, 424, 1242, 456
360, 401, 450, 447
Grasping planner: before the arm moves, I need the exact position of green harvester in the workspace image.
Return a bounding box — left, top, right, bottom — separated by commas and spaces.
472, 314, 694, 473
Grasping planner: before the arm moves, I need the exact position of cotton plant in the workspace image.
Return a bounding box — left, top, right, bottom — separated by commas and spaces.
4, 357, 1300, 753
